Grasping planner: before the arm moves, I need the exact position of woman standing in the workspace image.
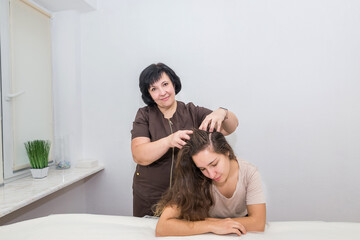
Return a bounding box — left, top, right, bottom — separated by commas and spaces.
131, 63, 239, 217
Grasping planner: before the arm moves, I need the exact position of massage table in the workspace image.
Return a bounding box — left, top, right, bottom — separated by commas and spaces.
0, 214, 359, 239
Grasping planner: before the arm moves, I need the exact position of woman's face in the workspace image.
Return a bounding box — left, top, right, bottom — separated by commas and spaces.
192, 147, 231, 184
148, 73, 176, 109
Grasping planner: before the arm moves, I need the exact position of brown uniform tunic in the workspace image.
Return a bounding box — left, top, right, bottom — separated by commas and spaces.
131, 101, 212, 217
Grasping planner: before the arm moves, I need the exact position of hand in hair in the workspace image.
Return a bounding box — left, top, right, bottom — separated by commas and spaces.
166, 130, 193, 149
199, 108, 238, 135
199, 109, 226, 132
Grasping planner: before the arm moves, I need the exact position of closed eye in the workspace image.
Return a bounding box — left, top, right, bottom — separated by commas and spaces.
212, 163, 218, 167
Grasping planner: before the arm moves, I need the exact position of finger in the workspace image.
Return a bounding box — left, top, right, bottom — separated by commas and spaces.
185, 130, 193, 135
216, 120, 222, 132
231, 228, 242, 236
200, 116, 212, 130
179, 139, 187, 146
231, 223, 244, 236
199, 120, 208, 130
180, 133, 192, 140
174, 142, 183, 149
209, 120, 216, 132
199, 121, 208, 131
238, 224, 246, 234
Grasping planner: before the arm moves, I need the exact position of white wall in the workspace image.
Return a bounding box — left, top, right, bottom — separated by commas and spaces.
52, 10, 83, 166
6, 0, 359, 223
79, 0, 360, 221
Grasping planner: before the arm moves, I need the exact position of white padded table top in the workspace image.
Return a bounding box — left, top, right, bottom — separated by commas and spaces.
0, 214, 359, 240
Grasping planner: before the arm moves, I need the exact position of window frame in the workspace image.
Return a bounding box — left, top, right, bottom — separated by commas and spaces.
1, 0, 54, 181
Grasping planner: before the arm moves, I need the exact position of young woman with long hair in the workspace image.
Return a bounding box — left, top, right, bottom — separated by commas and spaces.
155, 129, 266, 237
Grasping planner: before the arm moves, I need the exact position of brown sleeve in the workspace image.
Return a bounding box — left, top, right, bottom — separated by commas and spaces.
131, 107, 150, 139
188, 102, 212, 127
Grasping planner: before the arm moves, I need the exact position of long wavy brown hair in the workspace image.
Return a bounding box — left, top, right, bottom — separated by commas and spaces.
154, 128, 236, 221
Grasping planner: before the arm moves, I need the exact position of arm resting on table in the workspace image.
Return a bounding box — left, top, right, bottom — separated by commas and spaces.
233, 203, 266, 232
156, 205, 249, 237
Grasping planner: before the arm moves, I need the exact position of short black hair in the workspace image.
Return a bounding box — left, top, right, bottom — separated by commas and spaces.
139, 63, 182, 106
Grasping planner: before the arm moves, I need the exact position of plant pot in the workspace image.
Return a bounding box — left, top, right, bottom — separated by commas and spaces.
30, 167, 49, 179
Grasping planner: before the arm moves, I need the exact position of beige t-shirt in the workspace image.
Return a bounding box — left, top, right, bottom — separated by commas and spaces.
208, 159, 266, 218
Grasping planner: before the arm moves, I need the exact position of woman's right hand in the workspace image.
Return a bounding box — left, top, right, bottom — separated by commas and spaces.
207, 218, 247, 236
167, 130, 193, 149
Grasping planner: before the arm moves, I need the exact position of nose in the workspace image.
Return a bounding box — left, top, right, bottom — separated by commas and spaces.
159, 87, 166, 96
207, 169, 216, 179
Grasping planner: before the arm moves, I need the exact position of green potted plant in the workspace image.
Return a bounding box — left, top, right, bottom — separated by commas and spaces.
24, 140, 51, 179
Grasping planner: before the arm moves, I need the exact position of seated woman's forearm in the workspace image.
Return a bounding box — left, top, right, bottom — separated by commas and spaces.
156, 206, 214, 237
233, 216, 266, 232
156, 215, 246, 237
156, 218, 211, 237
233, 204, 267, 232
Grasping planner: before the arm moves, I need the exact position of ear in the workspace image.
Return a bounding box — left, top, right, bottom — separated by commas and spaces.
226, 151, 232, 160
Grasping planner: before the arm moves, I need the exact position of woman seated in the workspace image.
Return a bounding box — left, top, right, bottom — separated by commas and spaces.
155, 129, 266, 237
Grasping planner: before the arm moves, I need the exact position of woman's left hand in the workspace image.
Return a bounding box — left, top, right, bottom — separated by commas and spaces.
199, 108, 227, 132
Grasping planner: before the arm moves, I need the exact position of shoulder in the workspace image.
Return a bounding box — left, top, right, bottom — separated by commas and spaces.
132, 105, 159, 139
237, 159, 260, 180
175, 101, 201, 109
238, 159, 257, 169
183, 101, 201, 109
136, 105, 151, 114
176, 101, 190, 109
179, 101, 211, 113
135, 105, 157, 119
174, 101, 196, 113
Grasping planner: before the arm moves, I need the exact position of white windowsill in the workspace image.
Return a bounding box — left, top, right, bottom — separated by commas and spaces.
0, 165, 104, 218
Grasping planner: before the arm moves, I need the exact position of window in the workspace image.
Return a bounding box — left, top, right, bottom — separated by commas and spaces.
0, 114, 3, 185
1, 0, 54, 180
